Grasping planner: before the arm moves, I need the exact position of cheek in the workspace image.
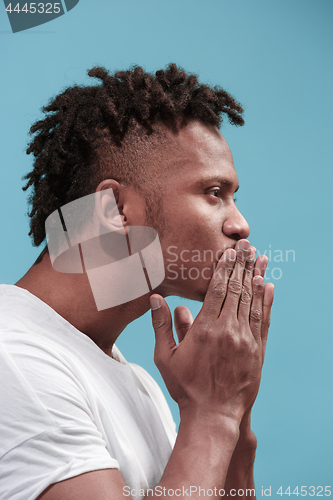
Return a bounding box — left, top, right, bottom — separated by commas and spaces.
162, 199, 225, 251
162, 227, 223, 267
182, 219, 222, 247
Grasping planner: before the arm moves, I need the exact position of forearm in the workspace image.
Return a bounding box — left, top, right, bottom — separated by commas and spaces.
223, 412, 257, 500
147, 408, 240, 500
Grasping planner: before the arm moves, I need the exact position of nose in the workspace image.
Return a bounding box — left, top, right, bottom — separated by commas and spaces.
222, 206, 250, 241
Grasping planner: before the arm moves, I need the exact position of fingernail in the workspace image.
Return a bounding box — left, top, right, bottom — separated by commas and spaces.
150, 297, 161, 311
226, 249, 236, 261
238, 240, 250, 250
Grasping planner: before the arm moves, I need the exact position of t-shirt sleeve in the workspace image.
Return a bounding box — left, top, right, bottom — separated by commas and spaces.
0, 340, 118, 500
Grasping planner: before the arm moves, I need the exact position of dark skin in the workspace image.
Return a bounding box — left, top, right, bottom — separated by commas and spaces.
16, 122, 274, 499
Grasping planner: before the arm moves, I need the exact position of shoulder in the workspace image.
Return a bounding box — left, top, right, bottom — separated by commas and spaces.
0, 321, 117, 500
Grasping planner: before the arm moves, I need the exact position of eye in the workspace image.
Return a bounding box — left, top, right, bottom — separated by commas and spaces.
207, 187, 237, 203
207, 188, 221, 198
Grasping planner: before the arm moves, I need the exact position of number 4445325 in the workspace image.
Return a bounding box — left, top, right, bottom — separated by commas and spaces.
277, 486, 331, 496
5, 3, 61, 14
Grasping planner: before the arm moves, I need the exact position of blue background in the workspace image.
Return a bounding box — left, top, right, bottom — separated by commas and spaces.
1, 0, 332, 496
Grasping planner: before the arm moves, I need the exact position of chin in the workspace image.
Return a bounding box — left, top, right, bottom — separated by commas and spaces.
158, 272, 212, 302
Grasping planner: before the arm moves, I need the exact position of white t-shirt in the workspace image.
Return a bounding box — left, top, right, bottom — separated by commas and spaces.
0, 284, 176, 500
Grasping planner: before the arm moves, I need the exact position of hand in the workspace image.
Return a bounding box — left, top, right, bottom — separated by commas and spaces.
150, 240, 274, 424
171, 249, 274, 419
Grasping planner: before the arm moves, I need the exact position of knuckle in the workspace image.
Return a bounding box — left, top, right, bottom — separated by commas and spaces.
228, 279, 242, 295
240, 285, 252, 303
238, 335, 250, 352
219, 335, 239, 349
177, 322, 191, 332
222, 327, 232, 339
253, 282, 264, 296
211, 283, 227, 299
250, 308, 262, 323
248, 338, 258, 353
152, 317, 168, 330
243, 268, 253, 281
221, 323, 236, 342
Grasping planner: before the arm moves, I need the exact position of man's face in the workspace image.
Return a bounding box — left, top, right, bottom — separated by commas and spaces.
154, 121, 250, 301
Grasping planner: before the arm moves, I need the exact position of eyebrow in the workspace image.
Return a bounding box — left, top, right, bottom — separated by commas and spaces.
195, 177, 239, 193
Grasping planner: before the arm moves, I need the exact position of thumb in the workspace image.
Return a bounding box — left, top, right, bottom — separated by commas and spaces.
150, 294, 175, 363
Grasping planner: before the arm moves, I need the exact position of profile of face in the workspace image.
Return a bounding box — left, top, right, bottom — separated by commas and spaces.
154, 121, 250, 302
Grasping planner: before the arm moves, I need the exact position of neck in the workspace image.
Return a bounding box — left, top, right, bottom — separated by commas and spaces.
15, 248, 152, 357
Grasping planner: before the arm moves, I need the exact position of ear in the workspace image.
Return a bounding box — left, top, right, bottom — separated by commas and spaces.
95, 179, 128, 233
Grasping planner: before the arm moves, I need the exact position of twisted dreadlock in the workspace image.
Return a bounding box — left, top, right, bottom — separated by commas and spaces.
23, 63, 244, 247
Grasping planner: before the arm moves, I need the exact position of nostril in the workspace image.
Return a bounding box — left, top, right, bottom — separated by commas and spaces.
229, 234, 241, 241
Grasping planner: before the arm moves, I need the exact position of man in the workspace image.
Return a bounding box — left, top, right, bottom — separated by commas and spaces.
0, 64, 274, 499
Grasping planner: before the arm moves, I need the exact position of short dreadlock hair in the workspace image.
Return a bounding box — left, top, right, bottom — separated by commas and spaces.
23, 63, 244, 247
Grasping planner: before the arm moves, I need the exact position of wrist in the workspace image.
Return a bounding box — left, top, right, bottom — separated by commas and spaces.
179, 404, 240, 449
179, 399, 244, 426
181, 405, 240, 434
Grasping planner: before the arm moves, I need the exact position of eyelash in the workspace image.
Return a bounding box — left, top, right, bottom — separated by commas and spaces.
208, 188, 237, 203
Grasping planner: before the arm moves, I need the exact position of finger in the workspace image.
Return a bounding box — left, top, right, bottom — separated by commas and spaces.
150, 295, 175, 365
261, 282, 274, 362
221, 239, 250, 317
174, 306, 194, 343
253, 254, 269, 277
249, 276, 265, 341
238, 246, 256, 324
199, 248, 236, 319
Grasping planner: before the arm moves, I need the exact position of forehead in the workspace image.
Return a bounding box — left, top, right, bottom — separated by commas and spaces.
169, 121, 238, 188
